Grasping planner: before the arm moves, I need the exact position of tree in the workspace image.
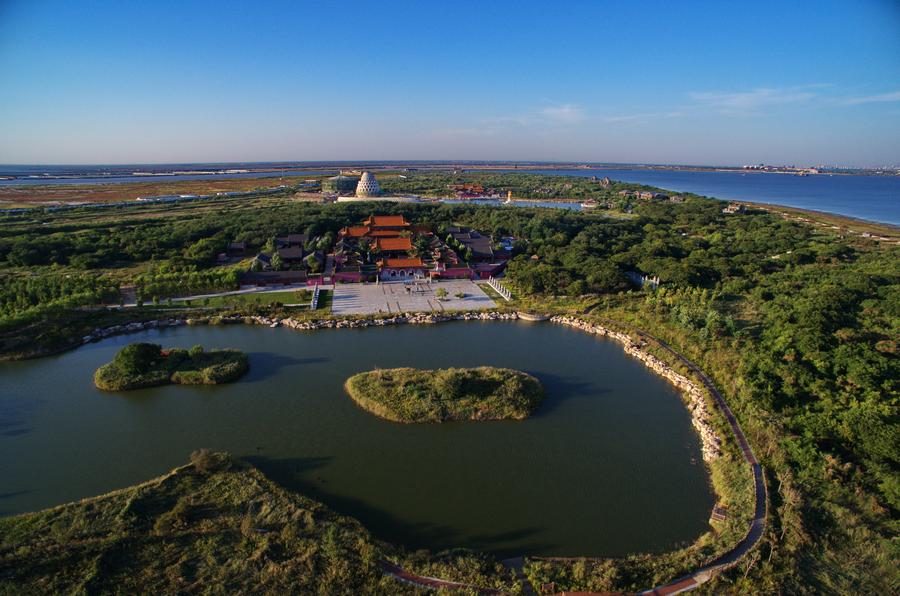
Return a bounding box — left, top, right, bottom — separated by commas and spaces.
113, 343, 162, 374
271, 253, 283, 271
435, 287, 448, 300
183, 237, 221, 266
305, 253, 322, 273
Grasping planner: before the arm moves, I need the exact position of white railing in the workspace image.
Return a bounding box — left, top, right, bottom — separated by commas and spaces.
488, 276, 512, 301
310, 285, 320, 310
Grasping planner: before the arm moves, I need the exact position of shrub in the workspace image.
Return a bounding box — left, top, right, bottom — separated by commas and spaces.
190, 448, 216, 474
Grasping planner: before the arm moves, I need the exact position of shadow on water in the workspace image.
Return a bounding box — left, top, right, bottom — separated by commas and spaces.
0, 400, 38, 438
0, 490, 33, 516
1, 427, 30, 438
527, 371, 608, 418
244, 454, 553, 557
243, 353, 330, 383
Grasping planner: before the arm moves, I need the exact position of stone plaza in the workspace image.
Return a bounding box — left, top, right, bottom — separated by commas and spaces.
330, 280, 497, 316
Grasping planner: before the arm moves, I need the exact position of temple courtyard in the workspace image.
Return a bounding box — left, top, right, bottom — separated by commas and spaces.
330, 280, 497, 315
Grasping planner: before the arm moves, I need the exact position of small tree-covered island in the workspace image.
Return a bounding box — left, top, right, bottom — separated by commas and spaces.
345, 366, 544, 422
94, 342, 249, 391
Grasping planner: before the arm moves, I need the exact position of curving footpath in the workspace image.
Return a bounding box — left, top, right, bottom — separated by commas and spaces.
633, 330, 767, 595
378, 316, 768, 596
378, 560, 504, 594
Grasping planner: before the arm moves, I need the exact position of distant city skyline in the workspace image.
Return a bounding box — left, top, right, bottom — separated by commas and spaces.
1, 0, 899, 166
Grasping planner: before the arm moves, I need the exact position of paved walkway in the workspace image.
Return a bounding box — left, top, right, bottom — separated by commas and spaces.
331, 280, 495, 315
378, 316, 768, 596
119, 283, 324, 308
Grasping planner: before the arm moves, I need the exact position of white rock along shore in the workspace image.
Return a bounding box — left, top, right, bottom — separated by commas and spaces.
550, 315, 722, 461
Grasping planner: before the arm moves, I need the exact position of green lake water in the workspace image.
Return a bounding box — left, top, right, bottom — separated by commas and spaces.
0, 321, 714, 557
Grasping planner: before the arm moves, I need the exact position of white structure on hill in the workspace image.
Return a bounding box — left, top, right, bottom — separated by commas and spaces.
356, 172, 381, 197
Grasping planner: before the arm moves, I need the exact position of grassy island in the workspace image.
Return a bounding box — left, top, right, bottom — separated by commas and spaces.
345, 366, 544, 422
94, 342, 248, 391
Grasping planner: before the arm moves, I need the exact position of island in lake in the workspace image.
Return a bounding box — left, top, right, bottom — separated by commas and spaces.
344, 366, 544, 422
94, 342, 248, 391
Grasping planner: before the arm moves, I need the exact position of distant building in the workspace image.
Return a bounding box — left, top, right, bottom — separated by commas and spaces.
321, 174, 359, 194
446, 226, 494, 261
356, 172, 381, 197
250, 252, 272, 270
617, 190, 636, 197
380, 257, 426, 281
669, 195, 685, 203
276, 246, 304, 264
276, 234, 308, 248
638, 191, 668, 201
722, 202, 746, 214
363, 214, 409, 231
375, 236, 413, 254
448, 183, 485, 194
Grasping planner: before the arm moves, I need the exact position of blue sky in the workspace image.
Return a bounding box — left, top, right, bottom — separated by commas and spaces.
1, 0, 898, 166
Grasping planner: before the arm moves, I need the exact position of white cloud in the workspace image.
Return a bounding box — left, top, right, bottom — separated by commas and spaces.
839, 90, 900, 105
485, 103, 586, 127
602, 111, 684, 124
432, 127, 497, 137
540, 103, 586, 123
689, 87, 818, 113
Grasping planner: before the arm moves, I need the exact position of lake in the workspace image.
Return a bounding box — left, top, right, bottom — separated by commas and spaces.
478, 168, 900, 225
0, 321, 714, 557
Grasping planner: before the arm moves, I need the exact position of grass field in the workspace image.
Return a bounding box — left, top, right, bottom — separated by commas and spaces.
184, 289, 314, 308
0, 175, 321, 207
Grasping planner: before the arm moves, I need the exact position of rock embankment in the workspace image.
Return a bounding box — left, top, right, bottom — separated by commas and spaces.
82, 318, 187, 343
551, 315, 722, 462
81, 311, 518, 343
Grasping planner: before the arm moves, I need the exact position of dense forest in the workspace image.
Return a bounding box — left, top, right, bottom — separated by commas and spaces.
0, 177, 896, 592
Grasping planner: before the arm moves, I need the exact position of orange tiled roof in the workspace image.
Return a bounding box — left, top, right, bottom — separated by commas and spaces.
365, 215, 409, 227
369, 229, 402, 237
343, 226, 370, 237
385, 257, 424, 268
375, 237, 413, 251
